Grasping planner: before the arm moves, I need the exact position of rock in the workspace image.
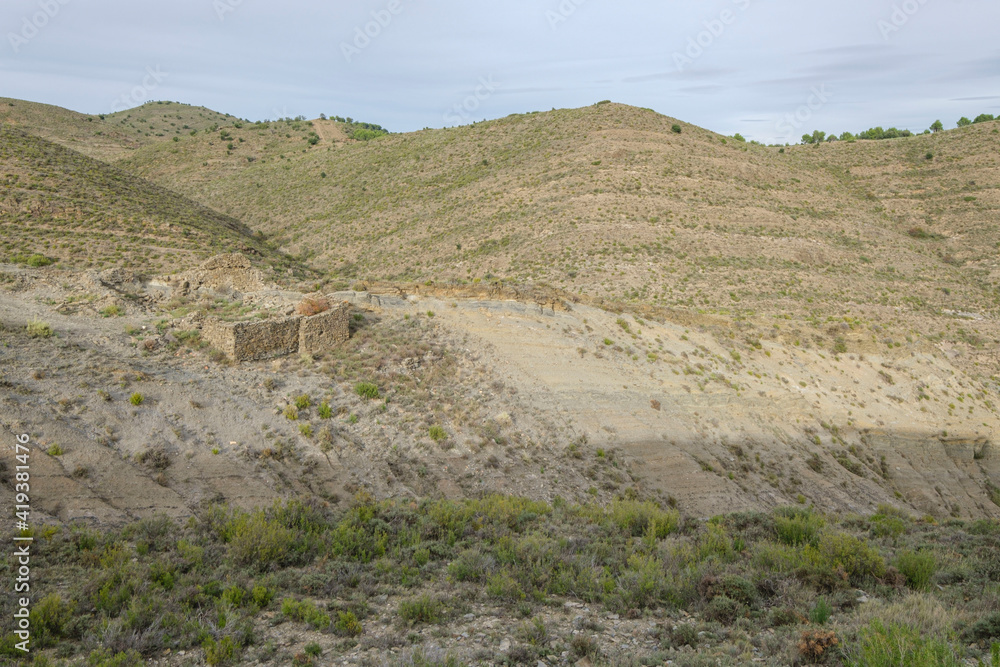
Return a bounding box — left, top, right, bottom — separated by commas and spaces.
575, 658, 594, 667
499, 639, 511, 652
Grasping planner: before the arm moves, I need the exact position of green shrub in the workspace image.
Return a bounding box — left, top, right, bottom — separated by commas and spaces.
447, 548, 492, 582
203, 636, 238, 666
46, 444, 64, 456
608, 499, 680, 538
129, 392, 144, 406
703, 594, 743, 624
294, 394, 311, 410
774, 507, 825, 547
30, 594, 74, 646
615, 553, 674, 609
429, 425, 447, 442
700, 574, 756, 607
225, 511, 294, 571
26, 319, 53, 338
12, 253, 54, 267
334, 610, 363, 636
281, 598, 331, 630
848, 619, 962, 666
100, 304, 124, 318
672, 124, 682, 133
354, 382, 380, 400
809, 597, 832, 625
870, 514, 907, 538
250, 585, 274, 609
318, 401, 332, 419
809, 532, 886, 583
304, 642, 322, 657
284, 404, 298, 420
894, 550, 936, 590
399, 595, 444, 625
962, 612, 1000, 643
517, 616, 549, 646
221, 585, 246, 607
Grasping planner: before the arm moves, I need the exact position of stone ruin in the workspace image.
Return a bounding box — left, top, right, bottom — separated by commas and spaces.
161, 253, 268, 296
201, 300, 351, 362
147, 253, 353, 362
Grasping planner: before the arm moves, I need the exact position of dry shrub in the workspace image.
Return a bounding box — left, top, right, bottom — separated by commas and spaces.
851, 593, 956, 639
797, 629, 838, 662
297, 296, 331, 316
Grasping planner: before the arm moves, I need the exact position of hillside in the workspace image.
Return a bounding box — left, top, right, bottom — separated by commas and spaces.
112, 102, 1000, 376
0, 125, 302, 275
0, 98, 237, 161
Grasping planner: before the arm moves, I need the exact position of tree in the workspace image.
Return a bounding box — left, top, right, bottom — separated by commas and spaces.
826, 132, 838, 142
840, 131, 856, 142
733, 133, 746, 142
957, 117, 972, 127
973, 113, 995, 124
930, 120, 944, 132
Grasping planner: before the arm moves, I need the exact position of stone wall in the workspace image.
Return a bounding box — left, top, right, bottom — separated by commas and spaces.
232, 317, 301, 361
201, 318, 237, 359
300, 303, 351, 355
203, 301, 350, 362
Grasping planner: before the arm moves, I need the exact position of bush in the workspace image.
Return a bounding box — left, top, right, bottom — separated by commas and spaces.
203, 636, 237, 666
334, 610, 363, 636
895, 550, 936, 590
294, 394, 311, 410
809, 597, 832, 625
702, 594, 743, 624
26, 319, 53, 338
100, 304, 124, 318
281, 598, 331, 630
12, 253, 54, 267
608, 499, 680, 538
354, 382, 380, 400
671, 124, 682, 133
962, 612, 1000, 643
810, 531, 886, 583
699, 574, 756, 607
129, 392, 144, 406
774, 507, 825, 547
30, 594, 74, 646
399, 595, 444, 625
318, 401, 332, 419
848, 619, 962, 666
429, 425, 447, 442
226, 512, 295, 571
798, 629, 839, 663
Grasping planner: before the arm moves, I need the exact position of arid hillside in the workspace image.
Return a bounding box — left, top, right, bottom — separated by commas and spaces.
0, 124, 303, 275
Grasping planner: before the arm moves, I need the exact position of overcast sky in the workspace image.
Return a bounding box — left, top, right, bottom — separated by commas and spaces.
2, 0, 998, 143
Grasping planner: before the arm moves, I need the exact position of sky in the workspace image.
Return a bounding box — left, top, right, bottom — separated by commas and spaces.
1, 0, 999, 144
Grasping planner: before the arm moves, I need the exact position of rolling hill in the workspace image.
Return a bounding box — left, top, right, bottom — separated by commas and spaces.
0, 124, 302, 275
104, 102, 1000, 376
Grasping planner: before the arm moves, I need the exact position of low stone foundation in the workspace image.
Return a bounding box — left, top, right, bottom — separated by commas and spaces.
202, 301, 350, 362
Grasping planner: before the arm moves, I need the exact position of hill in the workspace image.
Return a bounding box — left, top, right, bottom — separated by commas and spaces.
113, 102, 1000, 375
0, 98, 238, 161
0, 124, 302, 275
